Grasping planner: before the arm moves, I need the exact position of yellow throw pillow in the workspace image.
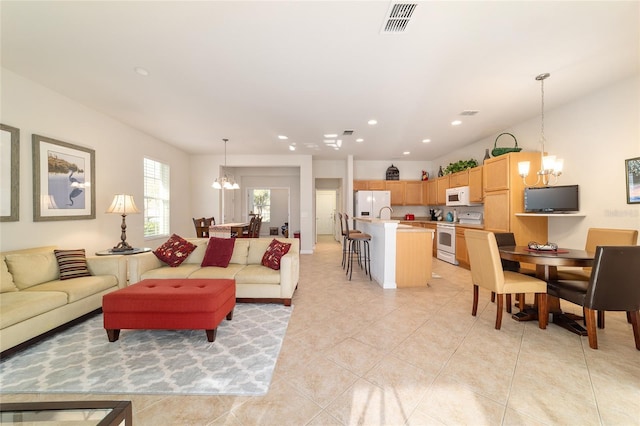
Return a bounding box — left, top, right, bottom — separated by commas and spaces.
5, 252, 59, 289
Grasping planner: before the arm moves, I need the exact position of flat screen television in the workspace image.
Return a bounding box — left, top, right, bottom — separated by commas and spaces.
524, 185, 579, 213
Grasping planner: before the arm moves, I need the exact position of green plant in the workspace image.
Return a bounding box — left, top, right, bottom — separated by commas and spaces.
443, 159, 478, 175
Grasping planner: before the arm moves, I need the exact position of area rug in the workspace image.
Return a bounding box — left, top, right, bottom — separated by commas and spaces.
0, 303, 292, 396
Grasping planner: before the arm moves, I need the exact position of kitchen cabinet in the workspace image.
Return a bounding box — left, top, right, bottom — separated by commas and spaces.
455, 227, 469, 268
449, 170, 469, 188
422, 222, 438, 257
386, 181, 405, 205
436, 175, 450, 205
404, 181, 423, 205
353, 180, 368, 191
425, 180, 437, 205
368, 180, 386, 190
396, 228, 433, 287
483, 152, 548, 248
469, 166, 483, 203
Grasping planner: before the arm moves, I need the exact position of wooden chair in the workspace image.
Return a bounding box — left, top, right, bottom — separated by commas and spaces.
241, 216, 257, 238
465, 229, 548, 330
251, 216, 262, 237
193, 217, 215, 238
547, 246, 640, 350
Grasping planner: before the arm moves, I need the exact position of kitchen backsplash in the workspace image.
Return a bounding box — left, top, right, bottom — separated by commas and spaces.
392, 204, 484, 222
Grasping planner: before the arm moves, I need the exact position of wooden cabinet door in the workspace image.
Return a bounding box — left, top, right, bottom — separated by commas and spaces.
353, 180, 368, 191
368, 180, 386, 190
483, 155, 509, 192
449, 170, 469, 188
404, 181, 423, 205
455, 227, 469, 268
484, 190, 510, 232
426, 180, 437, 205
469, 166, 483, 203
422, 222, 438, 257
386, 181, 405, 205
436, 175, 450, 205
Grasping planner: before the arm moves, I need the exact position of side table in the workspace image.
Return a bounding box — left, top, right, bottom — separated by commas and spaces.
96, 247, 151, 256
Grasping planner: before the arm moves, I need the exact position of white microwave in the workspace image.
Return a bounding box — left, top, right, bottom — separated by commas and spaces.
445, 186, 471, 206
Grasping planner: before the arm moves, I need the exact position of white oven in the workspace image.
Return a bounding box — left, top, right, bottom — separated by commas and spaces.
436, 222, 458, 265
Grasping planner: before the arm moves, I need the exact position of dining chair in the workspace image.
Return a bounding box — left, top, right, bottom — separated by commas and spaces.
251, 216, 262, 237
556, 228, 638, 327
493, 232, 536, 309
556, 228, 638, 281
193, 217, 215, 238
241, 215, 257, 238
343, 213, 371, 280
465, 229, 548, 330
547, 245, 640, 350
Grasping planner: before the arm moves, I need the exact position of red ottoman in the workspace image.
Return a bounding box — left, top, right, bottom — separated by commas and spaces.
102, 278, 235, 343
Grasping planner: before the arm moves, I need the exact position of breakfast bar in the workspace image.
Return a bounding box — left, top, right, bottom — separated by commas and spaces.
354, 217, 434, 289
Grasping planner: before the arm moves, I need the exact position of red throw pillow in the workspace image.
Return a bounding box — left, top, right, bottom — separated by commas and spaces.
201, 237, 236, 267
153, 234, 197, 267
261, 239, 292, 270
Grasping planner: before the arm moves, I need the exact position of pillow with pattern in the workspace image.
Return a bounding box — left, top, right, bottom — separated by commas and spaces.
153, 234, 197, 267
261, 239, 292, 271
54, 249, 92, 280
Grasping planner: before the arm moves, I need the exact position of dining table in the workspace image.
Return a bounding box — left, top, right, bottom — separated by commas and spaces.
498, 245, 595, 336
209, 222, 250, 238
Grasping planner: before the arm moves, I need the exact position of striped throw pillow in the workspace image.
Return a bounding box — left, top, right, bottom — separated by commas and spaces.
54, 249, 91, 280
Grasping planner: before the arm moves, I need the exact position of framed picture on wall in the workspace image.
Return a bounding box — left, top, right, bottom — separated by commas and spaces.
32, 134, 96, 221
626, 157, 640, 204
0, 124, 20, 222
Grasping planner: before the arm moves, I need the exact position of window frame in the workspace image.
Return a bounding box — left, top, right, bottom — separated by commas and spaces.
143, 157, 170, 239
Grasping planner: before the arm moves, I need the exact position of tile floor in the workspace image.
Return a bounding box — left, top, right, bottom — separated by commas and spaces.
2, 236, 639, 425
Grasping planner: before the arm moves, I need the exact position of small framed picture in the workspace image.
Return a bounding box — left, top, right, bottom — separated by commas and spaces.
32, 134, 96, 221
626, 157, 640, 204
1, 124, 20, 222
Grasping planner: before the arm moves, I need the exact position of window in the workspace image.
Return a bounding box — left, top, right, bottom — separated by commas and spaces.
143, 158, 170, 238
250, 189, 270, 222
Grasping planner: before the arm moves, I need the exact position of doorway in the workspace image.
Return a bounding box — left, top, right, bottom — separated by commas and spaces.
316, 190, 336, 236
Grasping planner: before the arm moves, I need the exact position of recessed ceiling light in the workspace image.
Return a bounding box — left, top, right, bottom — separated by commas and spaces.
451, 120, 462, 126
368, 119, 377, 125
356, 138, 364, 143
336, 140, 342, 147
134, 67, 149, 76
289, 145, 296, 151
422, 139, 431, 143
278, 135, 288, 140
323, 133, 338, 138
403, 151, 410, 155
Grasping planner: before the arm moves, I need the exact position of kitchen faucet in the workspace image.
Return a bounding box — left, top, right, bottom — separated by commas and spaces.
378, 206, 393, 219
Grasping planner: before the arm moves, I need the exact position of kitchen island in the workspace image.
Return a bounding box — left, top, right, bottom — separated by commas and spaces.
354, 217, 434, 289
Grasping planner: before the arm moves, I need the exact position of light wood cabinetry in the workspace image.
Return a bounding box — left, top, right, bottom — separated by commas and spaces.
436, 175, 450, 205
469, 166, 483, 203
396, 229, 433, 287
421, 222, 438, 257
404, 181, 423, 205
386, 181, 405, 205
368, 180, 386, 190
449, 170, 469, 188
482, 152, 548, 247
353, 180, 368, 191
425, 180, 437, 205
455, 227, 469, 268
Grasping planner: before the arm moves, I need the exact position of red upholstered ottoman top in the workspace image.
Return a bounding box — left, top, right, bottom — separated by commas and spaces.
103, 278, 235, 313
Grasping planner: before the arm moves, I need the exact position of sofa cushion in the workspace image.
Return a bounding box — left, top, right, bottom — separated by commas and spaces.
261, 239, 292, 270
201, 237, 235, 267
188, 264, 245, 280
0, 255, 18, 293
229, 239, 250, 265
23, 275, 118, 303
0, 291, 68, 329
246, 239, 274, 265
183, 238, 209, 264
5, 252, 59, 290
54, 249, 91, 280
141, 264, 203, 280
234, 264, 281, 284
153, 234, 197, 267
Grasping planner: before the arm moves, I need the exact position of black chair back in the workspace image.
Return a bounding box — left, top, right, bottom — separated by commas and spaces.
586, 245, 640, 312
494, 232, 521, 272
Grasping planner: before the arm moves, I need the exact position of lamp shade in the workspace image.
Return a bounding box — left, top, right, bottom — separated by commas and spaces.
106, 194, 140, 214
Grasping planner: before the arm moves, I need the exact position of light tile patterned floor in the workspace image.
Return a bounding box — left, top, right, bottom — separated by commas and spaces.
2, 236, 639, 425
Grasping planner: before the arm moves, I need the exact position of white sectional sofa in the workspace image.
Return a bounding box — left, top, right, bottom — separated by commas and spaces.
128, 237, 299, 306
0, 246, 127, 354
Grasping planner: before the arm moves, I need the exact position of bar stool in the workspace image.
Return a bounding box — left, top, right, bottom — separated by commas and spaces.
344, 213, 371, 281
338, 212, 361, 269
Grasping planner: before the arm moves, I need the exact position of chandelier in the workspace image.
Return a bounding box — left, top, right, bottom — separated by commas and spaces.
212, 138, 239, 190
518, 73, 564, 186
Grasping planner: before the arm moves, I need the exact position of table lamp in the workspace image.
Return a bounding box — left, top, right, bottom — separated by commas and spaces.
106, 194, 140, 252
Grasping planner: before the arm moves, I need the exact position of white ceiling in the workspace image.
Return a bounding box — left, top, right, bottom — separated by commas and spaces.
1, 1, 638, 160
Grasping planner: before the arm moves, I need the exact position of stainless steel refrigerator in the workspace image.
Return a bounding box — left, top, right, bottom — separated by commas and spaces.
354, 190, 392, 219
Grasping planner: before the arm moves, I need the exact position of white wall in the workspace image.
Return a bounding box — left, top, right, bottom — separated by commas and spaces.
432, 75, 640, 248
0, 69, 192, 253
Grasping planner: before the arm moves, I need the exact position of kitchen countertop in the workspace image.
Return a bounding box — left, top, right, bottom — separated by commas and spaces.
393, 217, 484, 229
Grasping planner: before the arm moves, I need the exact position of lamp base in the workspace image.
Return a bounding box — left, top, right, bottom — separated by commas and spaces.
112, 241, 135, 252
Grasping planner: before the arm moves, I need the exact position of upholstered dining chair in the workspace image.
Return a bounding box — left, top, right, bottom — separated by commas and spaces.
193, 217, 215, 238
556, 228, 638, 281
547, 245, 640, 350
465, 229, 548, 330
493, 232, 536, 310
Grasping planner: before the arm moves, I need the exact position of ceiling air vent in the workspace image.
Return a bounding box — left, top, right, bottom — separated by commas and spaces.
460, 110, 479, 116
343, 130, 354, 136
381, 3, 417, 34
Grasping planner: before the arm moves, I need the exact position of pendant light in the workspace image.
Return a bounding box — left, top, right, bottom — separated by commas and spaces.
212, 138, 239, 190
